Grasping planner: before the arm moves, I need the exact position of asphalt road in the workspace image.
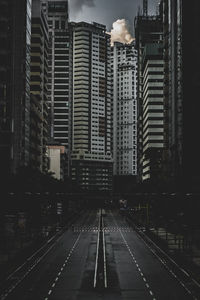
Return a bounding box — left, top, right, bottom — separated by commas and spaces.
1, 209, 197, 300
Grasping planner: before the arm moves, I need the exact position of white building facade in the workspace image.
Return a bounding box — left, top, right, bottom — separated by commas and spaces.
111, 42, 137, 175
142, 43, 164, 181
47, 145, 66, 180
70, 22, 113, 192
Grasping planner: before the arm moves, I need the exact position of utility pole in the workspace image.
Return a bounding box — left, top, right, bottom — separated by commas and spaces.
143, 0, 148, 16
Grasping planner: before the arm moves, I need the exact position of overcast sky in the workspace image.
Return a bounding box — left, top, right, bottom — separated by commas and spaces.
68, 0, 159, 38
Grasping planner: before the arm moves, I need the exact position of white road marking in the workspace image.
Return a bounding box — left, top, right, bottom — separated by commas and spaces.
94, 209, 101, 288
111, 212, 156, 300
44, 232, 81, 300
135, 227, 197, 297
102, 215, 108, 288
135, 223, 200, 295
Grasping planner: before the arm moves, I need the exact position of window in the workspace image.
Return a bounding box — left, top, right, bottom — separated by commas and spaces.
55, 20, 59, 29
61, 21, 65, 29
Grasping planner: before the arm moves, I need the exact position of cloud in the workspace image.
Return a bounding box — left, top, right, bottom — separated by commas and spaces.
69, 0, 95, 14
110, 19, 134, 46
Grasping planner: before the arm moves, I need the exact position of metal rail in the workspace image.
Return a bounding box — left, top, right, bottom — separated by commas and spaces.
0, 210, 89, 300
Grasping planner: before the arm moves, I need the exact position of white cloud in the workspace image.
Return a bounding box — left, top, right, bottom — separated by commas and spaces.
110, 19, 134, 46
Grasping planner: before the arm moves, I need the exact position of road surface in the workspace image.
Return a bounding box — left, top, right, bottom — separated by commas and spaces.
0, 209, 198, 300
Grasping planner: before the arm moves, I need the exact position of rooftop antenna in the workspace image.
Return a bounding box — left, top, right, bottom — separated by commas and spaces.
143, 0, 148, 16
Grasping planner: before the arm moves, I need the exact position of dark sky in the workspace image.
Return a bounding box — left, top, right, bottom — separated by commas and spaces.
68, 0, 158, 36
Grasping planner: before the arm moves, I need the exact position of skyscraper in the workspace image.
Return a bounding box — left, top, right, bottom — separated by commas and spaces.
135, 12, 164, 184
0, 0, 32, 175
30, 0, 49, 172
142, 43, 164, 182
162, 0, 200, 189
42, 0, 71, 147
111, 41, 138, 176
70, 22, 113, 192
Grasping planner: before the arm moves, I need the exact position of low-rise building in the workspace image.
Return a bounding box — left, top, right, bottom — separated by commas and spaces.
47, 145, 66, 180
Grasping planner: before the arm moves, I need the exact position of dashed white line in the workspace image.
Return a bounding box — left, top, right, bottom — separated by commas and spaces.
111, 212, 156, 300
135, 224, 200, 295
0, 242, 56, 300
44, 233, 81, 300
135, 228, 198, 297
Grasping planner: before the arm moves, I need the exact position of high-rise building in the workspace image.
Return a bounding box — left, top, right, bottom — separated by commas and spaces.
70, 22, 113, 192
42, 1, 71, 144
135, 13, 164, 183
41, 0, 71, 178
0, 0, 32, 175
142, 43, 164, 181
111, 41, 138, 176
30, 0, 49, 172
162, 0, 200, 189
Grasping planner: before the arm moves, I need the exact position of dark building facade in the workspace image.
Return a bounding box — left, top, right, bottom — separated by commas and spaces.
42, 0, 71, 148
0, 0, 32, 175
42, 0, 72, 177
162, 0, 200, 189
30, 0, 49, 172
71, 159, 113, 192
